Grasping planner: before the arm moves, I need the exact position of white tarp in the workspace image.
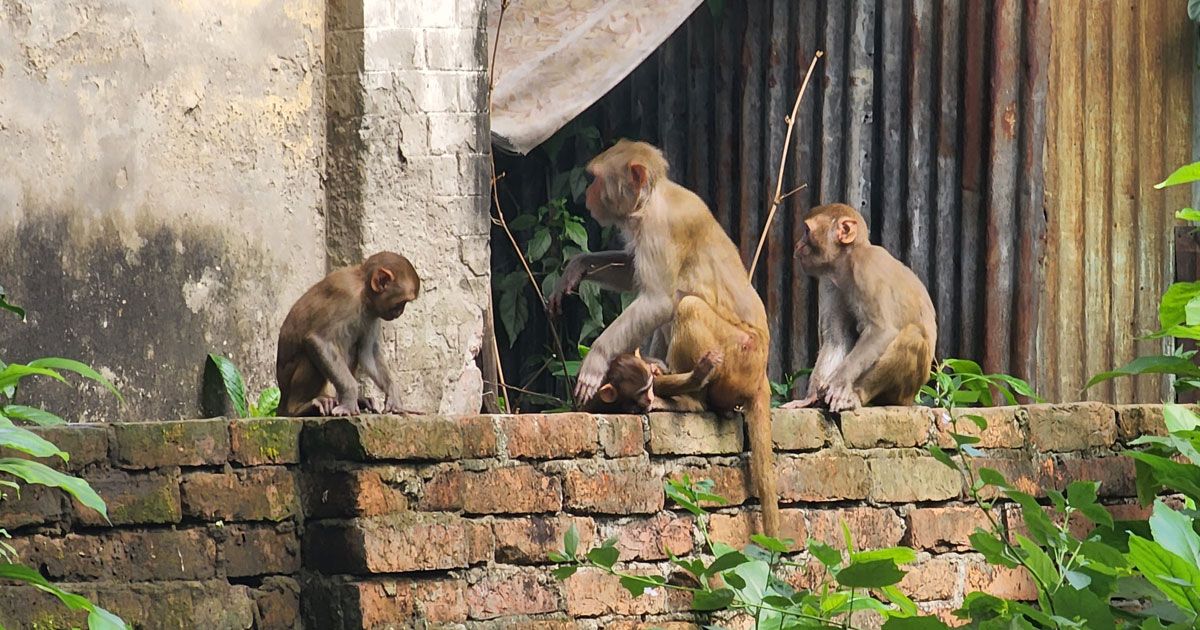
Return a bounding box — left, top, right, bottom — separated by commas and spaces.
486, 0, 703, 155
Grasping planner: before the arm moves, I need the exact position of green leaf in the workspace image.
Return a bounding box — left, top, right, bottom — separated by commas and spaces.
0, 364, 67, 392
87, 606, 129, 630
586, 545, 618, 569
1084, 354, 1200, 391
1177, 207, 1200, 223
808, 540, 842, 568
1128, 451, 1200, 502
253, 387, 281, 418
1067, 481, 1113, 528
1148, 499, 1200, 567
950, 433, 981, 447
970, 530, 1018, 568
0, 286, 25, 322
1050, 587, 1113, 629
1, 405, 65, 427
692, 588, 735, 611
564, 523, 579, 558
497, 282, 530, 348
0, 426, 67, 461
1014, 534, 1059, 588
882, 618, 952, 630
0, 458, 108, 522
527, 229, 552, 261
27, 358, 121, 402
1156, 161, 1200, 189
1160, 282, 1200, 328
838, 559, 906, 588
507, 214, 536, 231
927, 445, 958, 471
552, 565, 577, 580
852, 546, 917, 566
749, 535, 790, 554
945, 358, 984, 375
565, 221, 589, 249
706, 550, 749, 575
976, 467, 1007, 487
206, 354, 247, 418
1127, 534, 1200, 614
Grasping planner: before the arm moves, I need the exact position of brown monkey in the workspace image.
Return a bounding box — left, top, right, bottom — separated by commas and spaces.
783, 203, 936, 412
550, 140, 782, 536
276, 251, 420, 417
584, 348, 723, 414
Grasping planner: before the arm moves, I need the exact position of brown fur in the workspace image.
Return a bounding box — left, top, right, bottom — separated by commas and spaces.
563, 139, 782, 536
276, 251, 420, 416
786, 203, 936, 411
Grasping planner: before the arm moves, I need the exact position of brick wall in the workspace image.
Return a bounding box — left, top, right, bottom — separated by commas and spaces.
0, 404, 1161, 628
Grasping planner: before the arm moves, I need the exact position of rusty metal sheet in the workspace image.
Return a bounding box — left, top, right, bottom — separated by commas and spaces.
713, 5, 741, 233
1082, 1, 1113, 401
763, 0, 791, 379
907, 0, 934, 288
1107, 0, 1137, 403
738, 1, 767, 264
1134, 0, 1165, 402
659, 31, 688, 171
845, 0, 875, 225
934, 0, 963, 359
788, 0, 821, 381
818, 0, 848, 206
686, 12, 714, 202
879, 0, 905, 253
958, 0, 988, 362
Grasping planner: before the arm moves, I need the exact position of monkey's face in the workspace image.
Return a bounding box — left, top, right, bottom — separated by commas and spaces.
597, 354, 656, 411
794, 217, 836, 273
369, 275, 419, 321
584, 166, 630, 227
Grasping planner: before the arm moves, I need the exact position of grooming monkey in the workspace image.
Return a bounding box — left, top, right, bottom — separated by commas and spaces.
276, 251, 420, 416
550, 140, 781, 536
783, 203, 936, 412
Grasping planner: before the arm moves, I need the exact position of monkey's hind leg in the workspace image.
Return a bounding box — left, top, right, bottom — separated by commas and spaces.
854, 324, 932, 406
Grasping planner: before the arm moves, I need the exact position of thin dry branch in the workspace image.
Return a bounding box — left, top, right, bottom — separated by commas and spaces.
749, 50, 824, 279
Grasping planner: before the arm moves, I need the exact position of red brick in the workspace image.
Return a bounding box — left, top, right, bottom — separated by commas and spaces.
1041, 456, 1136, 498
468, 569, 561, 620
772, 408, 829, 451
222, 524, 300, 577
358, 579, 467, 626
1026, 403, 1117, 451
0, 483, 62, 530
463, 465, 562, 514
777, 454, 870, 502
562, 459, 663, 514
468, 521, 494, 564
117, 529, 217, 581
230, 417, 302, 465
461, 415, 500, 458
934, 406, 1025, 449
965, 559, 1037, 600
709, 510, 806, 549
252, 576, 300, 630
493, 515, 597, 564
671, 464, 749, 506
900, 555, 959, 601
112, 419, 229, 468
302, 467, 410, 518
841, 407, 933, 448
868, 456, 962, 502
611, 513, 695, 561
0, 581, 257, 630
20, 424, 109, 472
306, 415, 471, 461
909, 506, 991, 552
419, 466, 464, 511
564, 567, 673, 617
608, 622, 700, 630
804, 507, 905, 550
305, 512, 477, 574
648, 412, 743, 455
501, 413, 599, 459
972, 456, 1047, 498
10, 533, 122, 580
74, 469, 181, 526
599, 414, 645, 457
181, 467, 299, 522
1114, 404, 1167, 440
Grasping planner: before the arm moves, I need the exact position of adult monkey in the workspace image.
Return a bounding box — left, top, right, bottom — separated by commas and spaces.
783, 203, 935, 411
549, 139, 781, 536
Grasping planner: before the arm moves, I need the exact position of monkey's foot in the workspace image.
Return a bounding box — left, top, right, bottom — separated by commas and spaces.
824, 385, 861, 412
780, 395, 819, 410
358, 397, 381, 413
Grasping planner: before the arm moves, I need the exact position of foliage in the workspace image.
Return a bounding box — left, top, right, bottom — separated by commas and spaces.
0, 299, 127, 629
207, 354, 279, 418
0, 285, 24, 322
552, 477, 944, 629
771, 369, 812, 408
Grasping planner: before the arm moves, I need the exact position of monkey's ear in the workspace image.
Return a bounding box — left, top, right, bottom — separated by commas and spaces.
597, 384, 618, 403
836, 217, 859, 245
370, 268, 395, 293
633, 347, 642, 359
629, 162, 648, 189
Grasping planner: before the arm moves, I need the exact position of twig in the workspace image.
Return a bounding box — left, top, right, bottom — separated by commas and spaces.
749, 51, 824, 279
485, 0, 577, 408
484, 379, 567, 407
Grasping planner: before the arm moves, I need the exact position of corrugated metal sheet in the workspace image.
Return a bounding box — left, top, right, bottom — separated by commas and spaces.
492, 0, 1194, 404
1040, 0, 1194, 403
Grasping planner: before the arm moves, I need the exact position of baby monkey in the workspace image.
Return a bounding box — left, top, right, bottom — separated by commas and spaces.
583, 348, 722, 414
276, 251, 420, 416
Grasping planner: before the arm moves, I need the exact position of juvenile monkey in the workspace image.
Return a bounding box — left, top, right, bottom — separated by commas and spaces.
276, 251, 420, 416
550, 140, 782, 536
584, 348, 722, 414
784, 203, 936, 411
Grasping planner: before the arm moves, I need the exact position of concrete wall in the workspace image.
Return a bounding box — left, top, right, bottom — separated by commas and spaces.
0, 0, 490, 419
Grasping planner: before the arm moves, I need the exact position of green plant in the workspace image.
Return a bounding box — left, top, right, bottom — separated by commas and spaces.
770, 369, 812, 408
552, 477, 943, 629
207, 353, 279, 418
0, 301, 127, 629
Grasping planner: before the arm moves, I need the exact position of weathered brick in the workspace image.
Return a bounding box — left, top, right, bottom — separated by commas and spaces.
252, 576, 301, 630
965, 559, 1037, 600
900, 554, 959, 601
671, 464, 749, 506
74, 469, 181, 526
304, 415, 471, 461
0, 483, 62, 530
181, 467, 299, 522
222, 524, 300, 577
302, 467, 411, 518
468, 521, 494, 565
599, 414, 645, 457
1027, 402, 1117, 451
869, 456, 962, 502
610, 513, 695, 561
419, 466, 464, 511
562, 459, 663, 515
117, 529, 217, 581
1114, 404, 1167, 440
934, 406, 1025, 449
648, 412, 743, 455
841, 407, 933, 448
1042, 456, 1137, 498
776, 454, 870, 502
501, 413, 598, 459
113, 419, 230, 468
305, 512, 479, 574
709, 510, 806, 549
973, 456, 1047, 498
804, 507, 906, 550
463, 465, 562, 514
564, 567, 686, 617
493, 515, 596, 564
230, 417, 302, 465
608, 622, 700, 630
909, 506, 991, 552
771, 408, 829, 451
462, 414, 500, 457
23, 424, 109, 471
0, 581, 257, 630
10, 533, 122, 580
468, 569, 561, 620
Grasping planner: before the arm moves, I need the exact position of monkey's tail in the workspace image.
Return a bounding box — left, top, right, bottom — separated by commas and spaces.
746, 378, 781, 538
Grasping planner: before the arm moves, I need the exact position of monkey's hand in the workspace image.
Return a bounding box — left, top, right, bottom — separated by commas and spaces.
824, 381, 861, 413
779, 395, 819, 409
547, 258, 586, 316
574, 350, 610, 404
358, 397, 380, 414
